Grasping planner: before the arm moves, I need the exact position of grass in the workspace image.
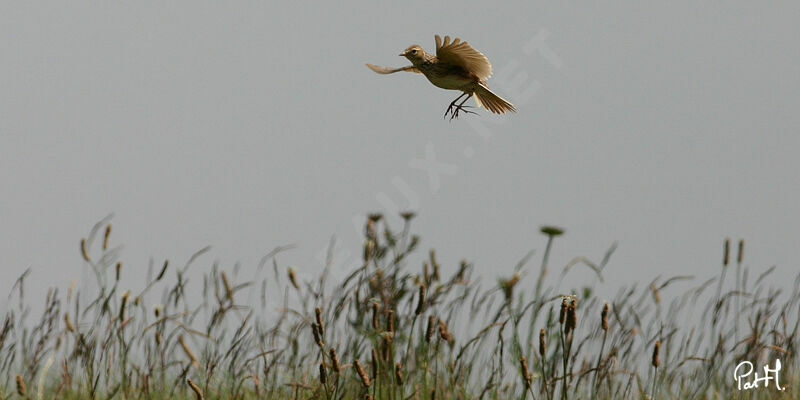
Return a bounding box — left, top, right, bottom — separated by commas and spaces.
0, 214, 798, 399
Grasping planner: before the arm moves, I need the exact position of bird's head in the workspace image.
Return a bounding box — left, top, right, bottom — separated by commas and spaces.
400, 45, 427, 63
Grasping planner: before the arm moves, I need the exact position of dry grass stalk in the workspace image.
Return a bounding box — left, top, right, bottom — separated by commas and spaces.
186, 378, 204, 400
179, 335, 200, 368
221, 271, 233, 301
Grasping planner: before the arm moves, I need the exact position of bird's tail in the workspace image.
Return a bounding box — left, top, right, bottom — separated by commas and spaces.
473, 84, 516, 114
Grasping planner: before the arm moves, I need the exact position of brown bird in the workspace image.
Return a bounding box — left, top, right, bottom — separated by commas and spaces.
367, 35, 516, 120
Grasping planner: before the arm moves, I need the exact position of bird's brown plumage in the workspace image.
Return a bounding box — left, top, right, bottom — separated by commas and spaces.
366, 35, 515, 117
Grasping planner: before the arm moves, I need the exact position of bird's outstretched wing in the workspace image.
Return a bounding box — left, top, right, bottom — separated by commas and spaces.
366, 64, 421, 74
434, 35, 492, 80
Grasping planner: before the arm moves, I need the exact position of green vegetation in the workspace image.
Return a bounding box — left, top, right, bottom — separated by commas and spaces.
0, 215, 797, 399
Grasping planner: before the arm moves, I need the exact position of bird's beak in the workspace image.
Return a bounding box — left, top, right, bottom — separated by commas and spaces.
398, 53, 405, 57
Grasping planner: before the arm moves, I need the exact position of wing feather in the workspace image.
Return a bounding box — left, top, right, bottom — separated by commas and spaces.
434, 35, 492, 80
365, 64, 421, 74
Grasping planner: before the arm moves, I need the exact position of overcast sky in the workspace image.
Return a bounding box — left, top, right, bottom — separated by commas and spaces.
2, 2, 799, 307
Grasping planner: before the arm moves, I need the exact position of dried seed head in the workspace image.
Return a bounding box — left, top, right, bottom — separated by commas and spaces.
425, 315, 435, 343
312, 323, 324, 348
737, 239, 744, 264
329, 348, 341, 373
80, 238, 90, 262
395, 362, 403, 385
429, 249, 441, 281
723, 238, 730, 266
423, 262, 430, 283
540, 225, 565, 237
539, 328, 546, 357
103, 224, 112, 250
386, 309, 394, 334
115, 262, 122, 281
156, 260, 169, 281
155, 331, 163, 346
315, 307, 325, 336
221, 271, 233, 301
354, 359, 371, 387
415, 285, 426, 315
400, 211, 416, 221
64, 313, 75, 332
601, 303, 610, 332
187, 378, 204, 400
650, 283, 661, 304
566, 299, 578, 333
119, 291, 130, 321
363, 239, 374, 263
652, 340, 661, 368
382, 336, 392, 362
438, 320, 453, 343
15, 374, 26, 396
559, 298, 568, 325
519, 356, 532, 387
319, 363, 327, 385
287, 268, 299, 290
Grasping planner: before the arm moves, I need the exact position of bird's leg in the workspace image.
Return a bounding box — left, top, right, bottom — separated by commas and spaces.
449, 93, 477, 120
444, 92, 469, 119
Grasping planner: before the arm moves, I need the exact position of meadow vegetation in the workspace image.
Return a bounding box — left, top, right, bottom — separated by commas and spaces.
0, 214, 797, 399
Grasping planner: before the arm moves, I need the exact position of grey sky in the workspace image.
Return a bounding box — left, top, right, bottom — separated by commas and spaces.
2, 2, 799, 305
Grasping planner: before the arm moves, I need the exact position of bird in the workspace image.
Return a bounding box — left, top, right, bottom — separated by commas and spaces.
366, 35, 515, 120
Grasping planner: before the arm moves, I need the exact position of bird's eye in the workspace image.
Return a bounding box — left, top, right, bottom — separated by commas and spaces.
410, 49, 417, 54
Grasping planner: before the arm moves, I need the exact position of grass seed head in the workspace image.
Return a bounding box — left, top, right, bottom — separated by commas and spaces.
80, 238, 90, 262
354, 359, 371, 387
15, 374, 26, 396
723, 238, 730, 266
519, 356, 532, 388
426, 315, 435, 343
103, 224, 111, 250
652, 340, 662, 368
315, 307, 324, 336
539, 328, 546, 357
319, 363, 327, 385
738, 239, 744, 263
288, 268, 299, 290
415, 284, 426, 315
395, 362, 403, 385
329, 348, 341, 373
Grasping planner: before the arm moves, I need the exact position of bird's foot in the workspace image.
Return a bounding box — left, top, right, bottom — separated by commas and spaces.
446, 104, 477, 121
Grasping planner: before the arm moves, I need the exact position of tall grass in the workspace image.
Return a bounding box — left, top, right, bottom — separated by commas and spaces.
0, 215, 797, 399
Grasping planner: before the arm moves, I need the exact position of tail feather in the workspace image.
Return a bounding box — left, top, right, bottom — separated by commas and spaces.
473, 84, 516, 114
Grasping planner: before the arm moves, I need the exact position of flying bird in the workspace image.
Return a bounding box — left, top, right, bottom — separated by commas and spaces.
366, 35, 516, 120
